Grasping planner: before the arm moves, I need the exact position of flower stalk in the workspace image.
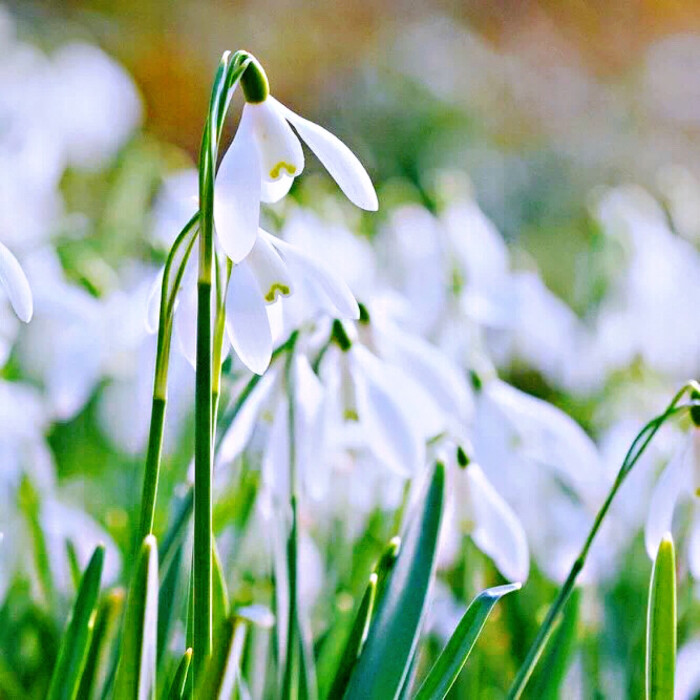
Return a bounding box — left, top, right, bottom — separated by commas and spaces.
507, 381, 700, 699
138, 213, 199, 541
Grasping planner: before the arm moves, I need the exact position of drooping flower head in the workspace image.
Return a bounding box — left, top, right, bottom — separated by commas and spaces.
213, 53, 378, 266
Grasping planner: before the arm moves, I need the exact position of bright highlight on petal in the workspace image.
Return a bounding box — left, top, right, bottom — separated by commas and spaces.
271, 97, 379, 211
214, 109, 262, 263
225, 260, 272, 375
0, 242, 33, 322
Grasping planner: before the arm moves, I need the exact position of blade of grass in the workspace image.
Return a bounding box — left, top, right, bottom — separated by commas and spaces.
114, 535, 159, 700
414, 583, 521, 700
47, 544, 105, 700
646, 534, 676, 700
166, 648, 192, 700
343, 461, 445, 700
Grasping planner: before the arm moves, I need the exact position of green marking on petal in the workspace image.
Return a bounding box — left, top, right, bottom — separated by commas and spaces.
344, 409, 359, 421
264, 283, 291, 302
269, 162, 297, 179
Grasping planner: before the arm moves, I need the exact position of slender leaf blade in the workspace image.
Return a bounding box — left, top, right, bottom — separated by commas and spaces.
414, 583, 521, 700
343, 461, 445, 700
646, 534, 676, 700
195, 616, 247, 698
114, 534, 159, 700
47, 544, 105, 700
167, 648, 192, 700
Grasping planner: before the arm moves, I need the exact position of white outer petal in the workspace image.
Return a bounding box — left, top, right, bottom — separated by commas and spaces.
225, 260, 272, 374
214, 109, 261, 263
272, 97, 378, 211
675, 637, 700, 700
267, 234, 359, 319
485, 379, 604, 503
218, 366, 280, 464
294, 354, 328, 501
644, 441, 691, 559
376, 322, 473, 425
0, 241, 32, 322
687, 504, 700, 580
350, 346, 424, 476
466, 464, 530, 582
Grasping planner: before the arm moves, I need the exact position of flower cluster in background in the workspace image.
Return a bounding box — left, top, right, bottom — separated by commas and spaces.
1, 3, 699, 698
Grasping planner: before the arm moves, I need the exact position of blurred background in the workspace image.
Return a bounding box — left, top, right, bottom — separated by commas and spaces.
2, 1, 700, 697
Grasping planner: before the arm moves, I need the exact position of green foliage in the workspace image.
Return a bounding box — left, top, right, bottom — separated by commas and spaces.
646, 535, 676, 700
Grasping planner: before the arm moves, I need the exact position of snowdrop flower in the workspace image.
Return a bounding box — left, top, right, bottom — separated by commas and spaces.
213, 54, 378, 265
217, 352, 327, 501
440, 445, 529, 582
645, 426, 700, 577
0, 241, 32, 322
472, 376, 607, 581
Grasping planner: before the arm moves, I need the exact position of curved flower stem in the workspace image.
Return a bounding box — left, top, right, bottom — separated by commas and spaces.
138, 213, 199, 541
507, 383, 698, 699
193, 49, 251, 681
281, 331, 300, 700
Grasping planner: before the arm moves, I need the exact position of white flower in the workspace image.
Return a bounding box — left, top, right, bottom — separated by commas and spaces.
645, 429, 700, 577
0, 240, 32, 322
472, 377, 607, 582
213, 66, 378, 265
150, 227, 359, 376
441, 449, 529, 583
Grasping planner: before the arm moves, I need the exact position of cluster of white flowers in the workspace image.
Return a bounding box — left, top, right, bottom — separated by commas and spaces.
1, 12, 699, 695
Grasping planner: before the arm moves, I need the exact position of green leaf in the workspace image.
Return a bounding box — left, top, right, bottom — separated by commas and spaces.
77, 587, 125, 699
114, 534, 159, 700
327, 573, 377, 700
166, 648, 192, 700
47, 544, 105, 700
343, 461, 445, 700
528, 590, 580, 700
414, 583, 521, 700
646, 534, 676, 700
212, 541, 230, 633
195, 616, 247, 698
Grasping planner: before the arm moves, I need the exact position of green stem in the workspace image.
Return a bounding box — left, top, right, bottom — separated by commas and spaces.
138, 214, 199, 541
507, 384, 696, 699
282, 333, 300, 699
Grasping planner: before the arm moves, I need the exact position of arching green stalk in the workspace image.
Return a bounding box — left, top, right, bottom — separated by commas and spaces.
507, 382, 699, 699
138, 213, 199, 541
192, 50, 251, 682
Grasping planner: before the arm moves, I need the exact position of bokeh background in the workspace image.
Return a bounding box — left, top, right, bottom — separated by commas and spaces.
3, 1, 700, 697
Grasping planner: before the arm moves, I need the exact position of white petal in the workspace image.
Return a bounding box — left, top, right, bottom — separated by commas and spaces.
293, 355, 327, 501
0, 242, 32, 322
466, 464, 530, 582
376, 322, 473, 424
225, 261, 272, 374
268, 234, 359, 319
272, 97, 378, 211
351, 346, 424, 476
688, 506, 700, 580
644, 442, 691, 559
485, 379, 604, 504
145, 268, 163, 334
261, 173, 294, 204
217, 366, 280, 464
214, 109, 261, 263
262, 400, 290, 499
246, 233, 293, 303
247, 100, 304, 183
676, 637, 700, 700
